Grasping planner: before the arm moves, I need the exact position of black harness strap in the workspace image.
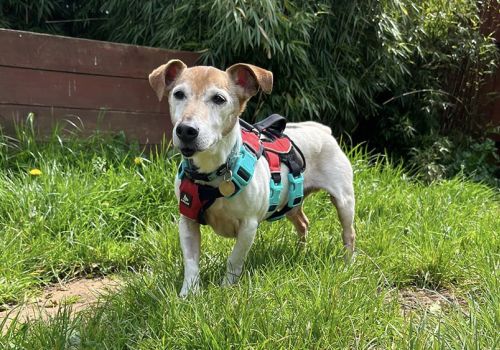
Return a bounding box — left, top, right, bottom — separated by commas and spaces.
197, 185, 223, 225
184, 163, 228, 182
266, 204, 294, 221
253, 114, 287, 137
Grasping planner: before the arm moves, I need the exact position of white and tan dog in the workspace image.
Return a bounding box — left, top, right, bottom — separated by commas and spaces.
149, 60, 355, 297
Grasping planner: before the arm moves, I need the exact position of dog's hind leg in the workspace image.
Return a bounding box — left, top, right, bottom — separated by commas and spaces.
311, 166, 355, 260
286, 206, 309, 244
313, 142, 356, 260
330, 193, 356, 261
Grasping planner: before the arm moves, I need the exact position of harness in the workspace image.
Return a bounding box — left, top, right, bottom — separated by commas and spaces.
178, 115, 306, 224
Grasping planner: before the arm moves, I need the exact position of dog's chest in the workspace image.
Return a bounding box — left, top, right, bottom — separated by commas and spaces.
204, 199, 243, 237
204, 175, 269, 237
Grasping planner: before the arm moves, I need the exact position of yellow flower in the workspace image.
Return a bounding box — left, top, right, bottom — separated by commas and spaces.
134, 157, 143, 165
29, 168, 42, 176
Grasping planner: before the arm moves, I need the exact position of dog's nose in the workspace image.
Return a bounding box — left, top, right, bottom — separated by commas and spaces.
176, 123, 199, 143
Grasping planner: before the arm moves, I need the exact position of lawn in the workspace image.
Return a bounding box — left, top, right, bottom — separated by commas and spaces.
0, 125, 498, 349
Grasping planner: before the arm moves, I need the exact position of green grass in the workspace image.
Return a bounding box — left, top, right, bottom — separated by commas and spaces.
0, 122, 498, 349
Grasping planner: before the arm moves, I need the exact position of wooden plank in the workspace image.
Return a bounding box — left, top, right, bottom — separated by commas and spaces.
480, 2, 500, 141
0, 29, 199, 78
0, 29, 198, 144
0, 66, 168, 114
0, 105, 172, 144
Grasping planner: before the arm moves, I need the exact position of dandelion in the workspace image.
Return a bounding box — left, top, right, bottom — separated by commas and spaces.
134, 157, 143, 165
29, 168, 42, 176
429, 302, 442, 315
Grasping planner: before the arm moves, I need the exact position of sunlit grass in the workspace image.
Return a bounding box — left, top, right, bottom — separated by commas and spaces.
0, 123, 498, 348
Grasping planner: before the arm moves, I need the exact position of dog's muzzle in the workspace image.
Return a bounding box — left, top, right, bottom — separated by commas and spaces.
176, 123, 199, 157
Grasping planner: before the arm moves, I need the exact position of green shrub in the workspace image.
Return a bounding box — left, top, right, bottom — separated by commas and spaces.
1, 0, 498, 184
409, 135, 500, 186
0, 0, 85, 36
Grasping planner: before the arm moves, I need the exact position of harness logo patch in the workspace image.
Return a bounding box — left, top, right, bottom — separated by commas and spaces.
180, 192, 193, 207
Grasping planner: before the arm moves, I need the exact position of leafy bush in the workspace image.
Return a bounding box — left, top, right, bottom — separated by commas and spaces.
409, 135, 500, 186
1, 0, 498, 183
0, 0, 86, 36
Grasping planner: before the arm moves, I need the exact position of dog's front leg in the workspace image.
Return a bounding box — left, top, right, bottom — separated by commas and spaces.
179, 216, 201, 297
222, 219, 259, 286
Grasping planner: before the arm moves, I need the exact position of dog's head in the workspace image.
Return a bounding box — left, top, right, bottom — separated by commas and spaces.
148, 60, 273, 157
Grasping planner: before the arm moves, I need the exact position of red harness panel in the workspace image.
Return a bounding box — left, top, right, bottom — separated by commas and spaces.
262, 136, 292, 174
179, 178, 206, 222
264, 151, 281, 174
262, 137, 292, 154
243, 128, 293, 174
241, 129, 261, 154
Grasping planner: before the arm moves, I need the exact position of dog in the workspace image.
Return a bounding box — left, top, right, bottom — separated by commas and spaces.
149, 60, 356, 297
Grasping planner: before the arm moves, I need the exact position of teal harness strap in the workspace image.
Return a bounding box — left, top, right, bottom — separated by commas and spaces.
265, 172, 304, 221
179, 129, 262, 199
226, 143, 259, 197
268, 177, 283, 213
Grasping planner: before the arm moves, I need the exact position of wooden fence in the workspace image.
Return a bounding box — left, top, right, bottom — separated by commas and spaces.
0, 29, 199, 144
0, 22, 498, 144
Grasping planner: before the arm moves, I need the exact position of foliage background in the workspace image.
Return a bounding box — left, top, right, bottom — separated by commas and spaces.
0, 0, 498, 184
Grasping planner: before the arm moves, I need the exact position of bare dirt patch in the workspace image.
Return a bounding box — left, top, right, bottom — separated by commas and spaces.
1, 276, 120, 330
395, 287, 468, 317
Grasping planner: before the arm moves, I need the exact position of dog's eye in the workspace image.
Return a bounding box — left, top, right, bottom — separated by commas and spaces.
173, 90, 186, 100
211, 94, 226, 105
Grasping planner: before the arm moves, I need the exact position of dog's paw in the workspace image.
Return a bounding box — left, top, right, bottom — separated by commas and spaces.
179, 282, 200, 298
221, 273, 240, 287
343, 249, 357, 265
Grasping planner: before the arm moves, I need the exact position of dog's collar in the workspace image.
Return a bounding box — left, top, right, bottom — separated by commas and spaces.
180, 139, 241, 183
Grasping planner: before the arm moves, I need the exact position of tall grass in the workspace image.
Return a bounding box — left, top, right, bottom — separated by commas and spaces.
0, 117, 178, 304
0, 122, 498, 348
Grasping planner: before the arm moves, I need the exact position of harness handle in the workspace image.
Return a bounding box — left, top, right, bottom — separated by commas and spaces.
253, 113, 287, 138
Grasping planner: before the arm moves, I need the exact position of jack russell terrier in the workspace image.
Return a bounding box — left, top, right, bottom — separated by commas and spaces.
149, 60, 355, 297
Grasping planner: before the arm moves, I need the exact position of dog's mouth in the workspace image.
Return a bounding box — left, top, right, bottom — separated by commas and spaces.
179, 138, 220, 158
180, 147, 197, 157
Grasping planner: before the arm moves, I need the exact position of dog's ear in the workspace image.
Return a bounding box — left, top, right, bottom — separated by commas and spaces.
148, 59, 187, 101
226, 63, 273, 100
